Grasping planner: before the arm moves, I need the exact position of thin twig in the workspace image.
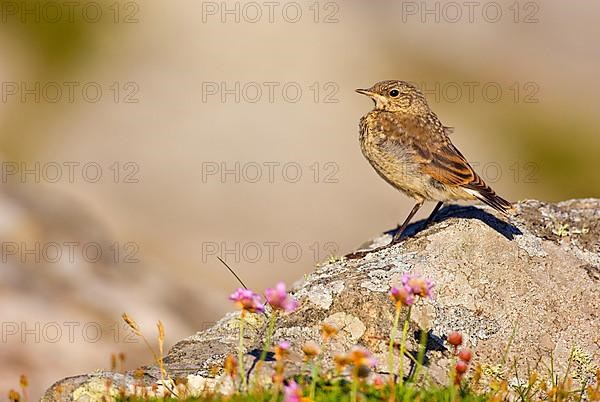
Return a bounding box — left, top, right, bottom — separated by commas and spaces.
217, 256, 248, 289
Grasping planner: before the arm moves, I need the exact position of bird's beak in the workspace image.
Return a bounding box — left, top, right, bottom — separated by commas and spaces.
355, 88, 375, 96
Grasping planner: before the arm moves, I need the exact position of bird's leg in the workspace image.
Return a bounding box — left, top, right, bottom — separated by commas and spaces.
392, 201, 424, 243
424, 202, 443, 229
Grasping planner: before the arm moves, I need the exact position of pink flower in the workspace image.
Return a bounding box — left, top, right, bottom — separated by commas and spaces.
349, 346, 377, 379
275, 340, 290, 361
372, 375, 385, 388
350, 346, 378, 368
447, 331, 463, 347
390, 286, 415, 306
283, 380, 303, 402
401, 273, 434, 298
229, 288, 265, 313
265, 282, 298, 312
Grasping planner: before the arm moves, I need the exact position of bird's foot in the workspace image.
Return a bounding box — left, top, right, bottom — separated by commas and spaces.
391, 227, 408, 244
389, 235, 406, 245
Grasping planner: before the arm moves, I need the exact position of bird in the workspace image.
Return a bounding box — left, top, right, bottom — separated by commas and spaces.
356, 80, 513, 243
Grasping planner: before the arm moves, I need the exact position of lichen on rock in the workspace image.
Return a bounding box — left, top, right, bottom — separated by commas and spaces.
43, 199, 600, 401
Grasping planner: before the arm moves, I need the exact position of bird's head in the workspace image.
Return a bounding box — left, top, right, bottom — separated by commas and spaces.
356, 80, 429, 113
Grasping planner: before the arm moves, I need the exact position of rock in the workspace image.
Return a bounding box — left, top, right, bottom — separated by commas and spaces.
0, 188, 221, 399
43, 199, 600, 401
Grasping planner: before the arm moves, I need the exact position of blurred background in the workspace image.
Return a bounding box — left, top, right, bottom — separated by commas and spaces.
1, 0, 599, 398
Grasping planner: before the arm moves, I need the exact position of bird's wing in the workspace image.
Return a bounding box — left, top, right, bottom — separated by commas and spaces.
375, 112, 513, 214
381, 113, 476, 187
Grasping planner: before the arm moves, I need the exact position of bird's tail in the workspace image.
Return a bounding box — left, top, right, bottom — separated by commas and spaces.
463, 175, 514, 216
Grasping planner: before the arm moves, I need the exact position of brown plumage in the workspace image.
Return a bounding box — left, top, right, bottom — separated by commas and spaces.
356, 80, 513, 242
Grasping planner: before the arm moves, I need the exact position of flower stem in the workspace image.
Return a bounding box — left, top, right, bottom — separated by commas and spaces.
398, 306, 412, 385
411, 326, 428, 382
259, 311, 278, 364
388, 306, 402, 382
309, 362, 318, 400
238, 314, 247, 391
350, 372, 358, 402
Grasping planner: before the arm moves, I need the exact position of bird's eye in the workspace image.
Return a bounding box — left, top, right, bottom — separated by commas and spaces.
389, 89, 400, 97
